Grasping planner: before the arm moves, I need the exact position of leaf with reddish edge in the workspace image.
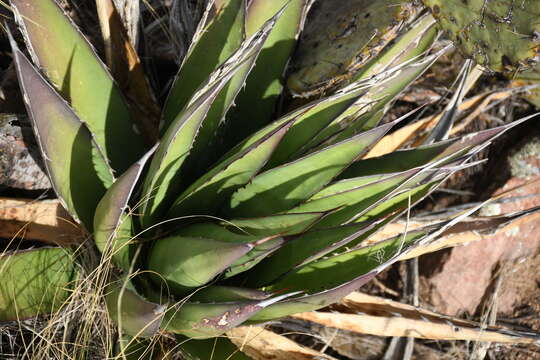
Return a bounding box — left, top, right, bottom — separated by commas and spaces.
226, 212, 327, 237
266, 199, 495, 299
140, 19, 275, 228
162, 0, 246, 131
147, 236, 254, 292
247, 271, 378, 322
94, 145, 157, 271
167, 117, 294, 218
171, 222, 286, 279
227, 119, 399, 217
11, 0, 147, 174
162, 292, 294, 338
105, 278, 165, 338
189, 286, 272, 303
247, 220, 385, 287
224, 237, 286, 279
303, 48, 446, 153
181, 5, 282, 183
223, 0, 308, 145
249, 208, 478, 323
340, 115, 539, 179
10, 32, 111, 231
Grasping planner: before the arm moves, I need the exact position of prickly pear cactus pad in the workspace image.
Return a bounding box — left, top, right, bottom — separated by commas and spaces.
423, 0, 540, 72
287, 0, 419, 97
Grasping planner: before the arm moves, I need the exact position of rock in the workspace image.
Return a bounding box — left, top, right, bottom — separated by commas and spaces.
0, 114, 51, 190
421, 137, 540, 316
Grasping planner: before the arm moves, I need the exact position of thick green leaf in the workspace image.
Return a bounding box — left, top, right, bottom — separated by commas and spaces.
354, 181, 438, 224
162, 0, 246, 129
189, 286, 271, 302
248, 271, 377, 322
147, 236, 253, 291
310, 173, 403, 199
168, 118, 293, 217
94, 146, 156, 271
11, 40, 111, 230
267, 230, 426, 294
162, 294, 291, 338
354, 14, 438, 82
252, 169, 456, 287
173, 222, 285, 279
141, 22, 274, 228
113, 275, 291, 339
253, 175, 454, 285
255, 201, 488, 308
0, 248, 77, 320
244, 169, 442, 286
292, 169, 423, 213
248, 197, 472, 321
247, 221, 381, 287
105, 278, 165, 338
12, 0, 146, 173
98, 215, 132, 271
340, 141, 458, 178
224, 0, 307, 144
266, 82, 371, 167
226, 212, 326, 236
306, 169, 442, 229
224, 236, 285, 279
303, 48, 445, 151
181, 7, 286, 182
227, 120, 396, 217
249, 205, 480, 321
217, 83, 369, 171
141, 82, 226, 228
340, 117, 536, 179
175, 222, 262, 243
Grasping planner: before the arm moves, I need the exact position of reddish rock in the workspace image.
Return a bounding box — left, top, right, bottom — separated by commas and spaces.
421, 137, 540, 316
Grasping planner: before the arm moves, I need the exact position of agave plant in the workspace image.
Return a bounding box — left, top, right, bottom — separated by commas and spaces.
1, 0, 532, 358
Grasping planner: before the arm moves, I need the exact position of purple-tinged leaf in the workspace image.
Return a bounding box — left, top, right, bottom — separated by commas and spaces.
94, 145, 157, 271
167, 117, 293, 217
105, 278, 165, 338
147, 236, 254, 292
11, 0, 147, 173
248, 271, 378, 322
223, 0, 308, 144
227, 119, 399, 217
10, 33, 111, 231
163, 293, 294, 338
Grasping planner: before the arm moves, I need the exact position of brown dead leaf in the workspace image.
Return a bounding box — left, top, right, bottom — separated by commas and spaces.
227, 326, 336, 360
293, 307, 540, 344
0, 197, 85, 245
96, 0, 160, 144
364, 90, 512, 159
